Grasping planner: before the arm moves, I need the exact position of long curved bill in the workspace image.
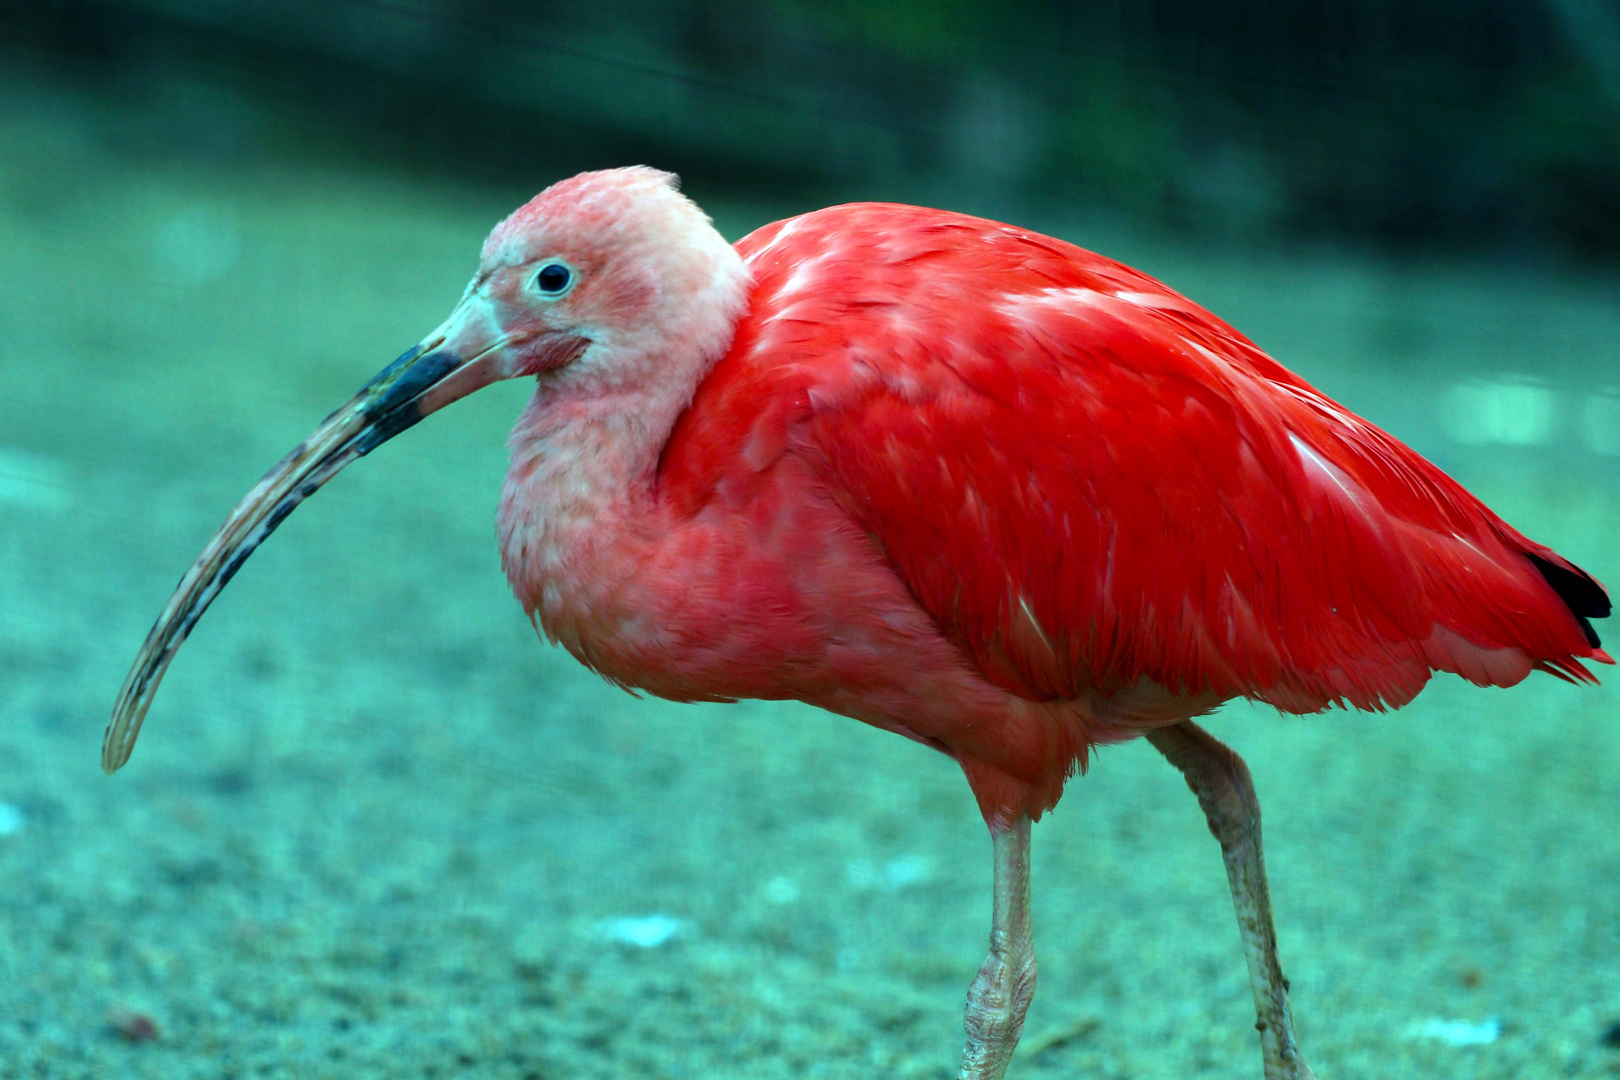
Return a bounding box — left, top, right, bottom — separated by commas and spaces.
103, 297, 513, 774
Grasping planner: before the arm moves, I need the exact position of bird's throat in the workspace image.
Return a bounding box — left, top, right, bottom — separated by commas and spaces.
495, 376, 689, 646
494, 232, 752, 665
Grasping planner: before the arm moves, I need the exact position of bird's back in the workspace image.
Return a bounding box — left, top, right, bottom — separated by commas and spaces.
659, 203, 1610, 721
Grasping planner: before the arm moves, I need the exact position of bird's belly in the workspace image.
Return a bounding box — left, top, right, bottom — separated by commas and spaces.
524, 495, 886, 705
501, 451, 1230, 820
511, 476, 1113, 816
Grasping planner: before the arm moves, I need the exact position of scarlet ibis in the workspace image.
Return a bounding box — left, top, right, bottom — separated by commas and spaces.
106, 167, 1611, 1079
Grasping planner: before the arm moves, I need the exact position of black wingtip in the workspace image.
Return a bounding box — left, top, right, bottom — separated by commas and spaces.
1526, 552, 1610, 648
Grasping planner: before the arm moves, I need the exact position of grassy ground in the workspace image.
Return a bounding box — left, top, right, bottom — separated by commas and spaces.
0, 64, 1617, 1079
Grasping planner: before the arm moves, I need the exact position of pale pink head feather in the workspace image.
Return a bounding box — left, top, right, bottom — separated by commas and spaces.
479, 167, 751, 395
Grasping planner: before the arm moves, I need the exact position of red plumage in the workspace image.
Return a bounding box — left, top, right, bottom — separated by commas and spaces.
661, 203, 1608, 781
103, 170, 1613, 1076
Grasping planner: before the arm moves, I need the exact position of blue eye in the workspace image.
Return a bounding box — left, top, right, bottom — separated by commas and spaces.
535, 263, 573, 295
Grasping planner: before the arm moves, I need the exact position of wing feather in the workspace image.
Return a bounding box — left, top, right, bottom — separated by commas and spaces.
660, 204, 1609, 717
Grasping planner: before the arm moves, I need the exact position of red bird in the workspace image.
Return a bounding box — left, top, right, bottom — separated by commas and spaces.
106, 167, 1610, 1079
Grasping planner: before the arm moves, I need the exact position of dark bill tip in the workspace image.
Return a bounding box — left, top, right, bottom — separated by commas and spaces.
353, 350, 465, 457
364, 348, 464, 419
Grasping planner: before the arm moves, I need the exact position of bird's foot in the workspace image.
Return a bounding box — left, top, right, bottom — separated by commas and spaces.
958, 817, 1036, 1080
958, 946, 1037, 1080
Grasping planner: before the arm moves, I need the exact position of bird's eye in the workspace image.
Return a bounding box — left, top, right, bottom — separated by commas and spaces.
534, 263, 574, 297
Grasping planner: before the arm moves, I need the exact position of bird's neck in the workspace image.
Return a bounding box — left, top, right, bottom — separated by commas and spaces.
495, 339, 723, 628
507, 377, 681, 515
497, 231, 751, 637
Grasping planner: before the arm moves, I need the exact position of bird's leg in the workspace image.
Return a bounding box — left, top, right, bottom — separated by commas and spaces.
958, 815, 1036, 1080
1145, 721, 1316, 1080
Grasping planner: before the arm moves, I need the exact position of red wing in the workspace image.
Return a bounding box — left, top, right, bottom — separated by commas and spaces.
662, 204, 1609, 714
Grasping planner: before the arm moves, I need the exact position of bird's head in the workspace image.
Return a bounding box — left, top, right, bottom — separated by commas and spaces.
421, 166, 748, 402
103, 166, 748, 773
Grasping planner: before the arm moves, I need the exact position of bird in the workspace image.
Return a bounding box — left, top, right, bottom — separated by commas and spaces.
105, 166, 1611, 1080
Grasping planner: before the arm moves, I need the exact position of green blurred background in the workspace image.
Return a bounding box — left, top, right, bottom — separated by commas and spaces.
9, 0, 1620, 253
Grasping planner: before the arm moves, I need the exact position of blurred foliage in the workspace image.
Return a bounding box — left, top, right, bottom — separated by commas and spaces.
4, 0, 1620, 255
